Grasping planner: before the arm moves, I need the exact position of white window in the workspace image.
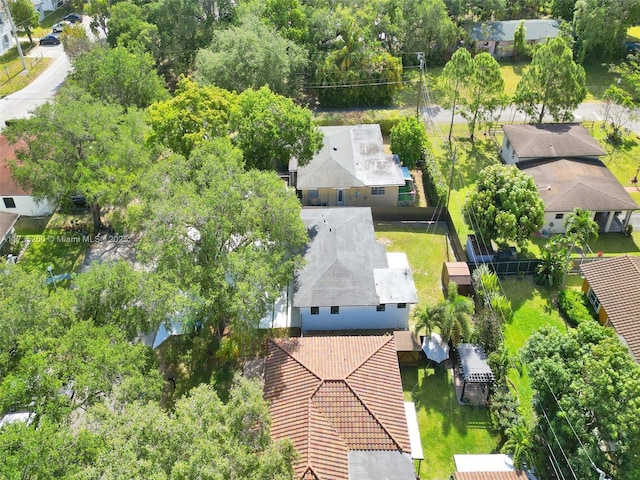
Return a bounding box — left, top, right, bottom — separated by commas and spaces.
371, 187, 385, 196
587, 288, 600, 312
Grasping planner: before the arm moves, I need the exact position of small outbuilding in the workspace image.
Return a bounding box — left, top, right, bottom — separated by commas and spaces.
442, 262, 472, 296
394, 330, 423, 366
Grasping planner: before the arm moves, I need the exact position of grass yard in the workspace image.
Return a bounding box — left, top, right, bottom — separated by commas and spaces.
402, 364, 500, 480
501, 277, 568, 425
0, 44, 53, 98
374, 222, 452, 309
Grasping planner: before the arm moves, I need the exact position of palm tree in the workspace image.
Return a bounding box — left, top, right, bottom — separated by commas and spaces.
501, 422, 535, 471
560, 207, 599, 287
415, 282, 474, 345
565, 207, 599, 252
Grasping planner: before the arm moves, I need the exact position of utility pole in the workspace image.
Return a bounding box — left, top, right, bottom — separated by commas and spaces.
416, 52, 425, 117
2, 0, 27, 71
448, 77, 458, 144
444, 146, 457, 262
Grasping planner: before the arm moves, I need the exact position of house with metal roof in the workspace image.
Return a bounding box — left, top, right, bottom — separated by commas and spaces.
500, 124, 637, 234
264, 335, 421, 480
1, 136, 56, 217
288, 124, 409, 208
579, 256, 640, 362
292, 207, 418, 332
471, 19, 561, 58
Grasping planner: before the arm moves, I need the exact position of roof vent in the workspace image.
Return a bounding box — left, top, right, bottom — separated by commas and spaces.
333, 147, 338, 151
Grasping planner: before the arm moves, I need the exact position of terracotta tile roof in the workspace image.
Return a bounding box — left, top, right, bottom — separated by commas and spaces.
456, 472, 527, 480
0, 136, 29, 196
503, 123, 605, 159
580, 256, 640, 360
264, 336, 411, 480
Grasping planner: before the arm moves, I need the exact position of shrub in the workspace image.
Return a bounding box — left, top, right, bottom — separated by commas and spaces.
421, 150, 447, 206
489, 383, 522, 433
557, 288, 596, 326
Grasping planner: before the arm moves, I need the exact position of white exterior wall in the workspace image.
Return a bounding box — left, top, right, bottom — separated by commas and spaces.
1, 195, 55, 216
300, 304, 409, 332
0, 11, 15, 56
541, 212, 568, 234
500, 137, 518, 164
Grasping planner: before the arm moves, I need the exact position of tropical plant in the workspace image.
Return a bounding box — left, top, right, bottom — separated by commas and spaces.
535, 235, 567, 287
415, 281, 474, 344
502, 422, 535, 471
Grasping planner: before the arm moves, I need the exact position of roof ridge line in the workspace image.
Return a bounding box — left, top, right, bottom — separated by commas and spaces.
343, 375, 404, 452
270, 339, 321, 382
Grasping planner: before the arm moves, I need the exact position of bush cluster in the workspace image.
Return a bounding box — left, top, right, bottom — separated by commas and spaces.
421, 152, 447, 206
557, 288, 596, 326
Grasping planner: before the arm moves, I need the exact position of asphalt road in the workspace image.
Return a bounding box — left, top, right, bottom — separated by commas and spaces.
0, 43, 70, 128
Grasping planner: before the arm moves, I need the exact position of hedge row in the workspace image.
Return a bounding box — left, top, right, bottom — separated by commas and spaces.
558, 288, 596, 326
421, 152, 447, 206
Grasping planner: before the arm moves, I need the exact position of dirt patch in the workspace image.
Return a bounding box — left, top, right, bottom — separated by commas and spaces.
377, 237, 393, 247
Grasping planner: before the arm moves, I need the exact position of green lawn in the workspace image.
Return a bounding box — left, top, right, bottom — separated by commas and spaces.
500, 277, 568, 425
0, 43, 53, 98
374, 222, 452, 308
402, 365, 500, 480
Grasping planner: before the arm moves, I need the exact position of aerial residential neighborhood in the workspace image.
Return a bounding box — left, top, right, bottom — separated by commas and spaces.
1, 0, 640, 479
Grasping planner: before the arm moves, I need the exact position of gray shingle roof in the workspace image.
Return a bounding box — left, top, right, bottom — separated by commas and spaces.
503, 123, 605, 159
518, 158, 638, 212
294, 208, 417, 308
471, 19, 561, 42
580, 256, 640, 361
295, 125, 405, 190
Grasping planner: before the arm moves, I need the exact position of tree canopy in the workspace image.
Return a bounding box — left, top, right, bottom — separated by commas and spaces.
69, 45, 169, 109
132, 139, 308, 352
4, 87, 151, 229
8, 0, 39, 44
194, 16, 308, 97
390, 115, 430, 169
523, 321, 640, 480
514, 37, 587, 123
462, 164, 545, 247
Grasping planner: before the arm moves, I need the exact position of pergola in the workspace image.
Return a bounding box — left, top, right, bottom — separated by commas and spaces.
456, 343, 495, 402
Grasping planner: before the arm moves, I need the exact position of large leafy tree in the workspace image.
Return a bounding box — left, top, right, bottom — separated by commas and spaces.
106, 2, 160, 55
147, 77, 236, 158
574, 0, 640, 62
0, 320, 162, 420
4, 87, 151, 229
390, 115, 431, 169
69, 45, 169, 109
230, 86, 323, 170
8, 0, 39, 45
523, 321, 640, 480
194, 16, 308, 97
400, 0, 459, 66
262, 0, 308, 43
462, 164, 545, 248
514, 37, 587, 123
460, 52, 506, 139
73, 261, 185, 341
75, 378, 295, 479
133, 139, 307, 351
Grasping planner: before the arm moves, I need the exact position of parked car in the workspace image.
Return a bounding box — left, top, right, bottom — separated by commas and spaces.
52, 21, 71, 33
63, 13, 82, 23
39, 33, 61, 45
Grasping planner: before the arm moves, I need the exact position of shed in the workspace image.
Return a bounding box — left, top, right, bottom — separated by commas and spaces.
394, 330, 422, 365
442, 262, 472, 296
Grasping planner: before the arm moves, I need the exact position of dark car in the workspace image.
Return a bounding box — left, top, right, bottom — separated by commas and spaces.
39, 34, 61, 46
63, 13, 82, 23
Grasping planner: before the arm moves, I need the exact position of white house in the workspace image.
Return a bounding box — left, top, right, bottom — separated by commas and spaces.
30, 0, 62, 21
289, 124, 409, 208
500, 124, 637, 234
1, 136, 56, 217
0, 9, 15, 56
292, 207, 418, 332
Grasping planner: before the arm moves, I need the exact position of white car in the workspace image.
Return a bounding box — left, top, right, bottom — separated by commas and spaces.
52, 21, 71, 33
